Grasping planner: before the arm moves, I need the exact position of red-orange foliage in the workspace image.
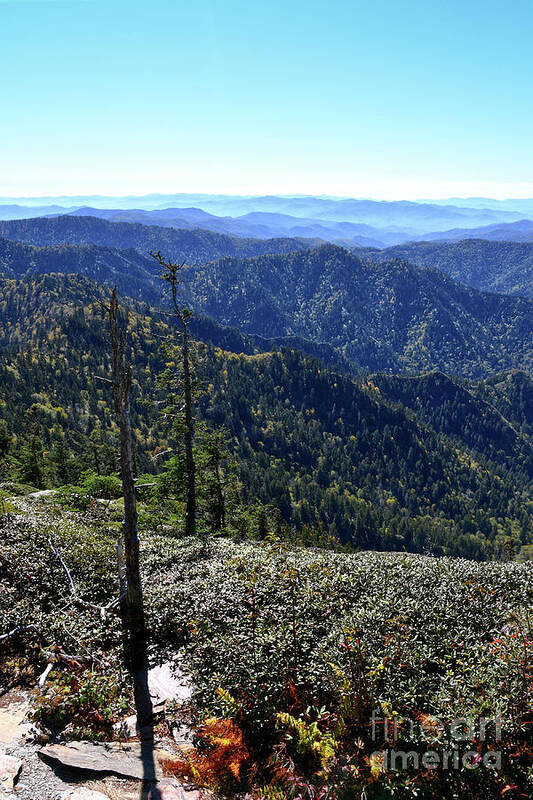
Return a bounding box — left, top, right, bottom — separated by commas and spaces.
160, 717, 249, 789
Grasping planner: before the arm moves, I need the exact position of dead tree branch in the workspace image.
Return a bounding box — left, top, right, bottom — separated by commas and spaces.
0, 624, 39, 643
49, 538, 123, 620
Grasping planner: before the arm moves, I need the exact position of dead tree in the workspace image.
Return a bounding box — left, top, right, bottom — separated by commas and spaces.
151, 250, 196, 537
102, 288, 154, 742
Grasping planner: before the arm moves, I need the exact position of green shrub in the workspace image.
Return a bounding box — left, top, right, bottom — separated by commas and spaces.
3, 504, 532, 798
53, 473, 122, 510
33, 664, 130, 740
54, 485, 93, 511
0, 481, 37, 496
143, 536, 533, 798
82, 472, 122, 499
0, 491, 18, 514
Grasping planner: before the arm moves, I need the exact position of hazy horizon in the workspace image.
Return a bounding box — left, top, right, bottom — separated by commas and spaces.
2, 192, 533, 206
1, 0, 532, 199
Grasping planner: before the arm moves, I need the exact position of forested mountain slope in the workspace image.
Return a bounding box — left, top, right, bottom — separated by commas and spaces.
360, 239, 533, 298
5, 232, 533, 378
0, 235, 162, 303
181, 244, 533, 376
0, 273, 531, 560
0, 239, 356, 371
372, 370, 532, 467
0, 215, 316, 263
473, 370, 533, 438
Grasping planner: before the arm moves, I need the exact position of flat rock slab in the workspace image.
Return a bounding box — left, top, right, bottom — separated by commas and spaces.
40, 741, 165, 781
0, 753, 22, 789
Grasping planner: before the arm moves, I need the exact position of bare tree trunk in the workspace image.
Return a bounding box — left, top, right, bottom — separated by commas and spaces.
181, 322, 196, 537
107, 289, 153, 742
214, 459, 225, 530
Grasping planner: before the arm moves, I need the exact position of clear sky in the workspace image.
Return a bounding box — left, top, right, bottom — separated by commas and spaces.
1, 0, 532, 199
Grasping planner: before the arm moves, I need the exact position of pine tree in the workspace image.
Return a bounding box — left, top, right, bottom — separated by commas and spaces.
151, 250, 197, 536
18, 433, 44, 489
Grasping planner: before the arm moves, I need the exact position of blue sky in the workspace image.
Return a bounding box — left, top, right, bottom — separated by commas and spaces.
1, 0, 532, 199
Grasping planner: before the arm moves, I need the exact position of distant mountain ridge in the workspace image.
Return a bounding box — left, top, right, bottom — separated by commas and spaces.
1, 221, 532, 377
0, 215, 317, 263
360, 239, 533, 298
49, 205, 397, 247
1, 194, 531, 247
422, 219, 533, 243
420, 197, 533, 216
0, 192, 526, 226
0, 203, 73, 220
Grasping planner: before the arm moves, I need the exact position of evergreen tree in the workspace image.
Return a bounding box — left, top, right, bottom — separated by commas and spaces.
18, 433, 45, 489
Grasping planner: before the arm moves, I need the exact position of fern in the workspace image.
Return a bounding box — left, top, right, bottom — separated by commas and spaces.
277, 711, 338, 774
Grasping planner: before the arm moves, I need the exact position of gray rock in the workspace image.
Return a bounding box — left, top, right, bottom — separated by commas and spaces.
148, 662, 191, 705
0, 754, 22, 789
112, 714, 139, 740
112, 701, 166, 741
40, 741, 165, 780
147, 780, 210, 800
171, 724, 194, 753
147, 783, 185, 800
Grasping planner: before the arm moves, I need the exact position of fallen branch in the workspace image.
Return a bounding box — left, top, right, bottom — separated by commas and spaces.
49, 538, 75, 593
38, 663, 53, 687
41, 648, 90, 667
151, 449, 173, 461
0, 624, 39, 642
